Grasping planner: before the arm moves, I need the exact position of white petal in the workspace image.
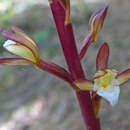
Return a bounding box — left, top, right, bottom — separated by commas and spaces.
96, 86, 120, 106
3, 40, 15, 48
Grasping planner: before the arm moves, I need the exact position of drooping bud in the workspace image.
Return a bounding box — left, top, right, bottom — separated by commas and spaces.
89, 5, 108, 42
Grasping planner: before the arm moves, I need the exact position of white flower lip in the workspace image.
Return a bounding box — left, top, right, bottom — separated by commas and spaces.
94, 83, 120, 106
3, 40, 16, 48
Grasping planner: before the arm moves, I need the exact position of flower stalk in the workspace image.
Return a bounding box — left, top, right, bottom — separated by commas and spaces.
37, 59, 77, 88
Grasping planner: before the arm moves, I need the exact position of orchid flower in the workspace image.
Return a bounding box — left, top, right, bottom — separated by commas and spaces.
94, 43, 130, 106
0, 26, 40, 66
0, 26, 74, 84
75, 43, 130, 106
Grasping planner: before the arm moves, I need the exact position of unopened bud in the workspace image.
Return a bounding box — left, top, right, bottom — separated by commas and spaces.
89, 5, 108, 42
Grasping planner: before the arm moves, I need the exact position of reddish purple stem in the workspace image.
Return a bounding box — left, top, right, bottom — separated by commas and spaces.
50, 0, 84, 80
77, 91, 101, 130
49, 0, 101, 130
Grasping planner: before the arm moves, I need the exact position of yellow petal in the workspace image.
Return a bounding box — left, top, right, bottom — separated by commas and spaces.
94, 69, 118, 89
11, 26, 40, 59
75, 80, 93, 91
4, 40, 36, 63
94, 70, 106, 79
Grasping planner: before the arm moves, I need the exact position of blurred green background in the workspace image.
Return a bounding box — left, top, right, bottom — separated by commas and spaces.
0, 0, 130, 130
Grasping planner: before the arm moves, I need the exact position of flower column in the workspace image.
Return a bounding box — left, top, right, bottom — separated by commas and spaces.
49, 0, 100, 129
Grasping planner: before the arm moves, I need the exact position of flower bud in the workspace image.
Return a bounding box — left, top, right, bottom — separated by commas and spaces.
89, 5, 108, 42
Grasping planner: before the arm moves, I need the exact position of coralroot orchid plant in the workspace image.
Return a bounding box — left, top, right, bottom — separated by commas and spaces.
0, 0, 130, 130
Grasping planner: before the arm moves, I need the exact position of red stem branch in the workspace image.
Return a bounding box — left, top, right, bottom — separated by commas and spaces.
38, 59, 74, 85
79, 32, 93, 60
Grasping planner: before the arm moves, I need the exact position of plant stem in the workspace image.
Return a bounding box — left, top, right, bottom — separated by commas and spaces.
50, 0, 84, 79
77, 91, 101, 130
49, 0, 101, 129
